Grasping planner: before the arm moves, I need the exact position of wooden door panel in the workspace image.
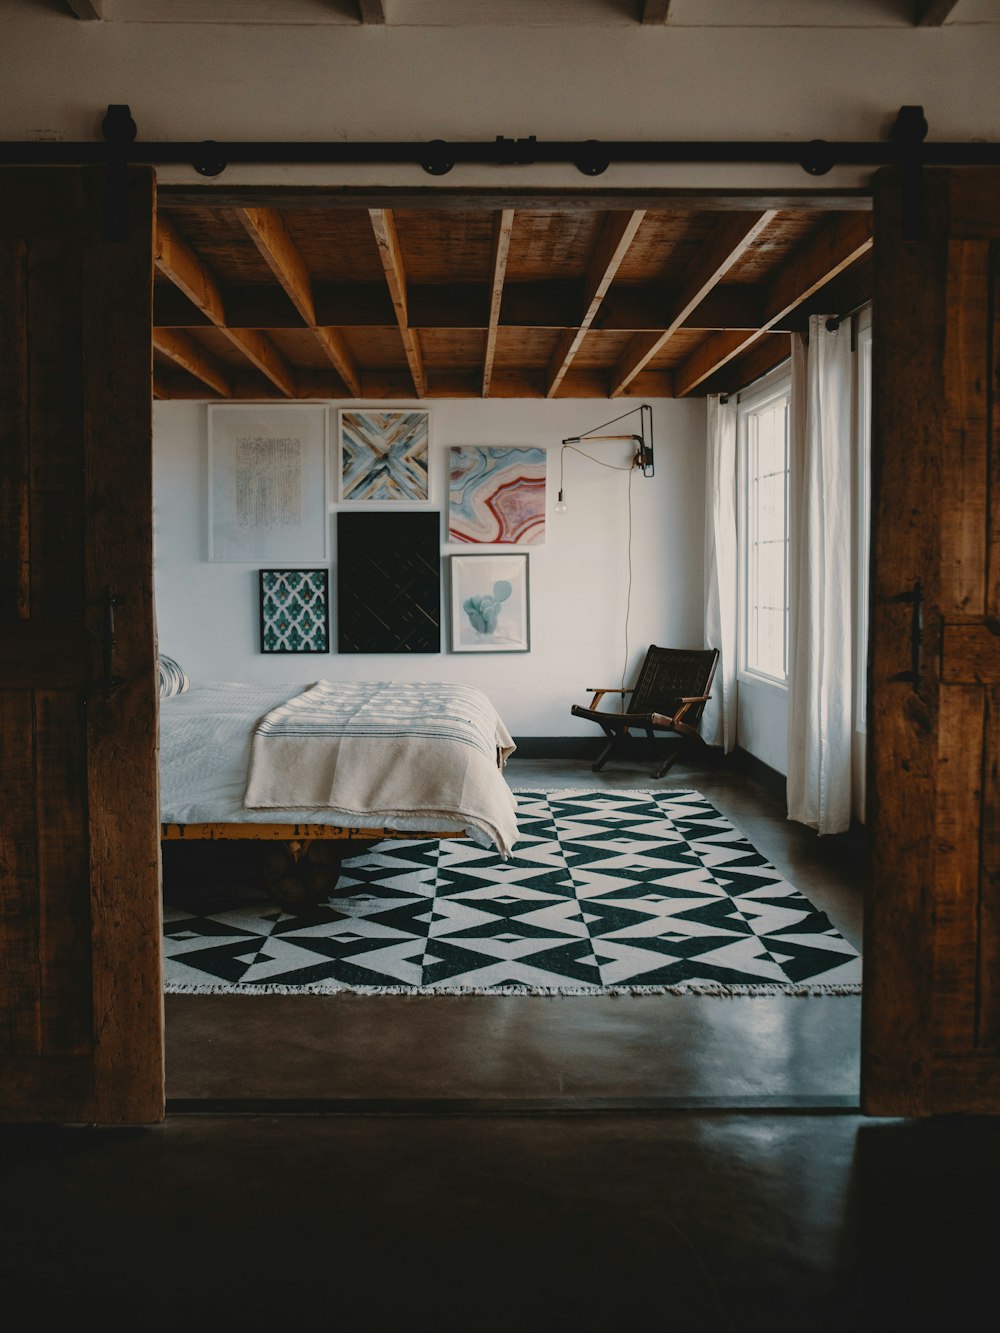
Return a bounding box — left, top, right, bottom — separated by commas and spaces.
865, 168, 1000, 1115
0, 167, 162, 1125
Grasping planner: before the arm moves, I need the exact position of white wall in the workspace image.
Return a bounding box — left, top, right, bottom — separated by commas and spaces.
153, 397, 706, 736
737, 679, 789, 777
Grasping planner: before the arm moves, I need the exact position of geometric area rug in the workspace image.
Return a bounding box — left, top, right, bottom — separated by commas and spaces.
162, 789, 862, 996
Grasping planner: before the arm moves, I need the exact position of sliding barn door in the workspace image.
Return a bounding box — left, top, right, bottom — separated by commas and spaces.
864, 167, 1000, 1115
0, 167, 163, 1124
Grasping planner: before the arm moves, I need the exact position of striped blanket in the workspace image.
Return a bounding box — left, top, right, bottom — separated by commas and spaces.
243, 680, 519, 857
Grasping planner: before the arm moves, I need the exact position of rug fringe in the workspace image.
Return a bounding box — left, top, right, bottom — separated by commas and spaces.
165, 982, 861, 997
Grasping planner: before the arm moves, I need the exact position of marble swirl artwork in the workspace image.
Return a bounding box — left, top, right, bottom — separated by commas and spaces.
448, 445, 546, 544
339, 409, 429, 502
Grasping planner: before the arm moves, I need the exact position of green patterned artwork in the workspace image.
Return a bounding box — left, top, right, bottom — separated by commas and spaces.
259, 569, 330, 653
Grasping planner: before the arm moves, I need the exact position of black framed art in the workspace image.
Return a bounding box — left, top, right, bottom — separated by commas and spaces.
259, 569, 330, 653
337, 511, 441, 653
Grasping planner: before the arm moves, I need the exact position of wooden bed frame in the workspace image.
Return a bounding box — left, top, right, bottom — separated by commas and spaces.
160, 820, 465, 907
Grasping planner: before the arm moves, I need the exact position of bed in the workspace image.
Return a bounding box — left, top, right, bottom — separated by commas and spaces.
159, 678, 519, 904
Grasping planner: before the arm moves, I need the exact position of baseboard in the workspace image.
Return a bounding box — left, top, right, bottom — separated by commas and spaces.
728, 746, 788, 804
510, 737, 597, 759
728, 747, 867, 865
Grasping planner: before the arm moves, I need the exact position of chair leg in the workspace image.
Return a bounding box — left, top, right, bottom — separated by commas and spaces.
592, 737, 616, 772
653, 738, 687, 779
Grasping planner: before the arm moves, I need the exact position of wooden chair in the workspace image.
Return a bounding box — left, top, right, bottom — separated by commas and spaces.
571, 645, 720, 778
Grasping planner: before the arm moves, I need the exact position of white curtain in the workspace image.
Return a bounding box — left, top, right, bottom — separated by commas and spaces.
787, 316, 855, 834
703, 394, 738, 753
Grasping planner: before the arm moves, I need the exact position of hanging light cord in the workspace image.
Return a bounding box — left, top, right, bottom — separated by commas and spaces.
558, 441, 635, 496
622, 464, 634, 695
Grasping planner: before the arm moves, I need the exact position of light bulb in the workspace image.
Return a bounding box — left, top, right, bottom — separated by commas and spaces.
554, 489, 567, 514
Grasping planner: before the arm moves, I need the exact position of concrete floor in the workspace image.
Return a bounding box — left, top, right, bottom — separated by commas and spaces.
5, 756, 999, 1329
166, 752, 864, 1107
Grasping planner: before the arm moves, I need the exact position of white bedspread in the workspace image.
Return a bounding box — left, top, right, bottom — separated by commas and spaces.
160, 680, 519, 856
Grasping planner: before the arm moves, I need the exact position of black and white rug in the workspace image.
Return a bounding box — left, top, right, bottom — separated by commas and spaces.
163, 789, 862, 996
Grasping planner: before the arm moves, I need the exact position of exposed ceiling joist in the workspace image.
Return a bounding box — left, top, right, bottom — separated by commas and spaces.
153, 329, 233, 398
640, 1, 672, 23
546, 209, 646, 399
237, 205, 361, 396
610, 209, 776, 397
155, 216, 297, 397
65, 0, 103, 18
483, 209, 515, 398
673, 210, 874, 395
915, 0, 960, 24
700, 333, 792, 398
369, 208, 426, 398
357, 0, 388, 22
152, 200, 873, 403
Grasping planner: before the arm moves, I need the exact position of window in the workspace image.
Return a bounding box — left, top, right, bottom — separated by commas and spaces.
737, 369, 791, 688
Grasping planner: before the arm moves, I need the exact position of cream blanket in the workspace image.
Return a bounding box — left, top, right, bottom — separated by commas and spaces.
243, 680, 519, 857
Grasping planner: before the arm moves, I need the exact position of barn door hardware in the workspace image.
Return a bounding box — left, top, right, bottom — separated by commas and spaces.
102, 587, 126, 698
0, 103, 997, 241
885, 581, 923, 688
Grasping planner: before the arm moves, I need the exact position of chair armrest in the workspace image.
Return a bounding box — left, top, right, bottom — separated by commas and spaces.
670, 693, 712, 725
586, 686, 631, 709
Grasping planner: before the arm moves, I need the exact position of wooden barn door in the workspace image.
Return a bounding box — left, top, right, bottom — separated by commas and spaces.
0, 167, 163, 1124
864, 167, 1000, 1115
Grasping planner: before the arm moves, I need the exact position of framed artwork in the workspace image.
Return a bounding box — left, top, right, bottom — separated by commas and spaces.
337, 512, 441, 654
337, 408, 431, 503
448, 445, 546, 545
450, 553, 530, 653
259, 569, 330, 653
208, 404, 327, 562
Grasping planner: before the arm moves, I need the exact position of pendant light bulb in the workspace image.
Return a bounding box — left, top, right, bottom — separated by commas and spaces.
554, 489, 568, 514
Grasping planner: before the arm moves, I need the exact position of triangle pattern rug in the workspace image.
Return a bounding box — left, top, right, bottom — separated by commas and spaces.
163, 789, 862, 996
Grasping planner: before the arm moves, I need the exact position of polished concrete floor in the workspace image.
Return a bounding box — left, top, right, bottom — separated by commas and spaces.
165, 752, 864, 1106
2, 1111, 998, 1331
6, 757, 1000, 1330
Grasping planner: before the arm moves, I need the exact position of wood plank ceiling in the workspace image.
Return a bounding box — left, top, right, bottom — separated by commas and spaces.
153, 198, 874, 402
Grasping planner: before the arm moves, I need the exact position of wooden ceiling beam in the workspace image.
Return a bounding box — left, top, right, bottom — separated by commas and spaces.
155, 216, 228, 327
915, 0, 960, 24
640, 1, 673, 22
546, 209, 646, 398
609, 209, 776, 398
358, 0, 388, 21
65, 0, 103, 18
483, 209, 515, 398
236, 207, 317, 324
156, 279, 768, 335
155, 216, 296, 397
698, 333, 793, 398
236, 205, 361, 397
224, 329, 297, 398
153, 330, 232, 398
673, 211, 874, 396
369, 208, 426, 398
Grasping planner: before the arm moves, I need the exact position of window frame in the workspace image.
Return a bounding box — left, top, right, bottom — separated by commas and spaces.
736, 363, 792, 694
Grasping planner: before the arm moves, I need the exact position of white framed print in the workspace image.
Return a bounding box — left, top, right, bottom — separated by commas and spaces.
450, 553, 530, 653
337, 407, 431, 504
208, 404, 328, 562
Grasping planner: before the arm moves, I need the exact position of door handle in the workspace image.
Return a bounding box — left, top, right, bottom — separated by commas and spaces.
102, 588, 125, 698
886, 581, 922, 687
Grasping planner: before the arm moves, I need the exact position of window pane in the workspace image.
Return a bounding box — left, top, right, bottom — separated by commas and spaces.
740, 385, 790, 685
